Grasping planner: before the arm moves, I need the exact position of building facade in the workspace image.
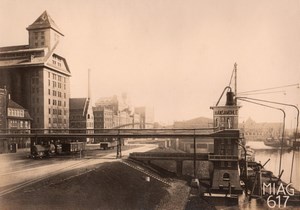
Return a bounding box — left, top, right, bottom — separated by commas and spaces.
93, 106, 114, 143
0, 88, 32, 153
69, 98, 94, 143
0, 11, 71, 129
7, 98, 32, 149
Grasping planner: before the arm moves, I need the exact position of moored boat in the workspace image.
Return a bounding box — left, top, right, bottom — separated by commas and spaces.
263, 137, 292, 148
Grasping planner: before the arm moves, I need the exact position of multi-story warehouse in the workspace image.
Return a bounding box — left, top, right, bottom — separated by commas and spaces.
0, 11, 71, 129
69, 98, 94, 143
93, 106, 114, 143
93, 106, 114, 129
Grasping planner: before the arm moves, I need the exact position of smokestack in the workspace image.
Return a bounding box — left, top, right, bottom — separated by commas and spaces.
88, 69, 91, 100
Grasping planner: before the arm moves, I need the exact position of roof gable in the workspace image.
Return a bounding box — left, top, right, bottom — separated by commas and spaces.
27, 11, 63, 36
8, 99, 25, 109
70, 98, 87, 110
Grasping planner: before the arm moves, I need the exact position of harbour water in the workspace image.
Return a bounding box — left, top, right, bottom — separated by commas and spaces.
223, 141, 300, 209
246, 141, 300, 191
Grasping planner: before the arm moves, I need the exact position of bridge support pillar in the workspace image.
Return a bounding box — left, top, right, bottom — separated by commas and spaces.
176, 160, 183, 176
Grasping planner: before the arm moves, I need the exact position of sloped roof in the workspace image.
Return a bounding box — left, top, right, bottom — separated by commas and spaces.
27, 10, 64, 36
70, 98, 90, 117
70, 98, 87, 110
8, 99, 25, 109
7, 99, 32, 120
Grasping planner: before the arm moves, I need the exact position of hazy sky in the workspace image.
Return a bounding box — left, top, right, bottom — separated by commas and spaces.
1, 0, 300, 125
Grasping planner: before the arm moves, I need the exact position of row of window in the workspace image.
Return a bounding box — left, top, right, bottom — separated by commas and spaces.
0, 52, 42, 60
48, 99, 67, 107
49, 118, 67, 124
8, 120, 30, 128
49, 108, 67, 115
48, 80, 66, 89
48, 89, 66, 98
48, 72, 66, 82
8, 108, 25, 117
52, 60, 62, 67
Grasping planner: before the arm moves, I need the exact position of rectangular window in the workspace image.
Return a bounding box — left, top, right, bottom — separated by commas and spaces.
48, 89, 50, 95
48, 99, 51, 104
49, 108, 51, 114
49, 118, 51, 123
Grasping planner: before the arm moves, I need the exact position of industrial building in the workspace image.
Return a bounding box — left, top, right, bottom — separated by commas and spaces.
0, 11, 71, 129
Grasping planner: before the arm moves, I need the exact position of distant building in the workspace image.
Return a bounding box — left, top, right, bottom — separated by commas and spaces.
95, 95, 122, 115
95, 94, 134, 129
93, 106, 114, 142
134, 106, 154, 128
0, 88, 32, 153
240, 118, 282, 141
93, 106, 114, 129
0, 11, 71, 129
69, 98, 94, 143
132, 113, 141, 128
173, 117, 213, 129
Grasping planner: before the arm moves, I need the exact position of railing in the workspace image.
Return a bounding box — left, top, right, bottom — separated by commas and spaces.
208, 154, 239, 161
129, 152, 210, 160
0, 128, 240, 139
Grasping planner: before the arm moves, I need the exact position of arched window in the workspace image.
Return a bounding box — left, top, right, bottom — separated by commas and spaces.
223, 173, 230, 181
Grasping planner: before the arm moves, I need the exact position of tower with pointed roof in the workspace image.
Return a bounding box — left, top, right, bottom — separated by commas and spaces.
27, 10, 64, 50
0, 11, 71, 129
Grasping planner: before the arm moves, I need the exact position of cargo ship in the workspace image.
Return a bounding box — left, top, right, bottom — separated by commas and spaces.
263, 137, 292, 148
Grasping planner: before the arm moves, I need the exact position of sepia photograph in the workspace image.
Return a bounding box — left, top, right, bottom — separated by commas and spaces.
0, 0, 299, 209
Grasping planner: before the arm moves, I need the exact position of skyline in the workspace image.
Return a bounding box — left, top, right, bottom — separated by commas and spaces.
0, 0, 300, 124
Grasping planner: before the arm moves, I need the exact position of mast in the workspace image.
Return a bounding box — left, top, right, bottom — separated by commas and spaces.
234, 62, 237, 105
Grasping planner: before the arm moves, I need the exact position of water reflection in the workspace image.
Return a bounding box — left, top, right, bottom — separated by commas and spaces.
232, 141, 300, 209
247, 141, 300, 191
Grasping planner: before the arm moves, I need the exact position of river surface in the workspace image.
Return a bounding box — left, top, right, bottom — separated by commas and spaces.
224, 141, 300, 210
246, 141, 300, 191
